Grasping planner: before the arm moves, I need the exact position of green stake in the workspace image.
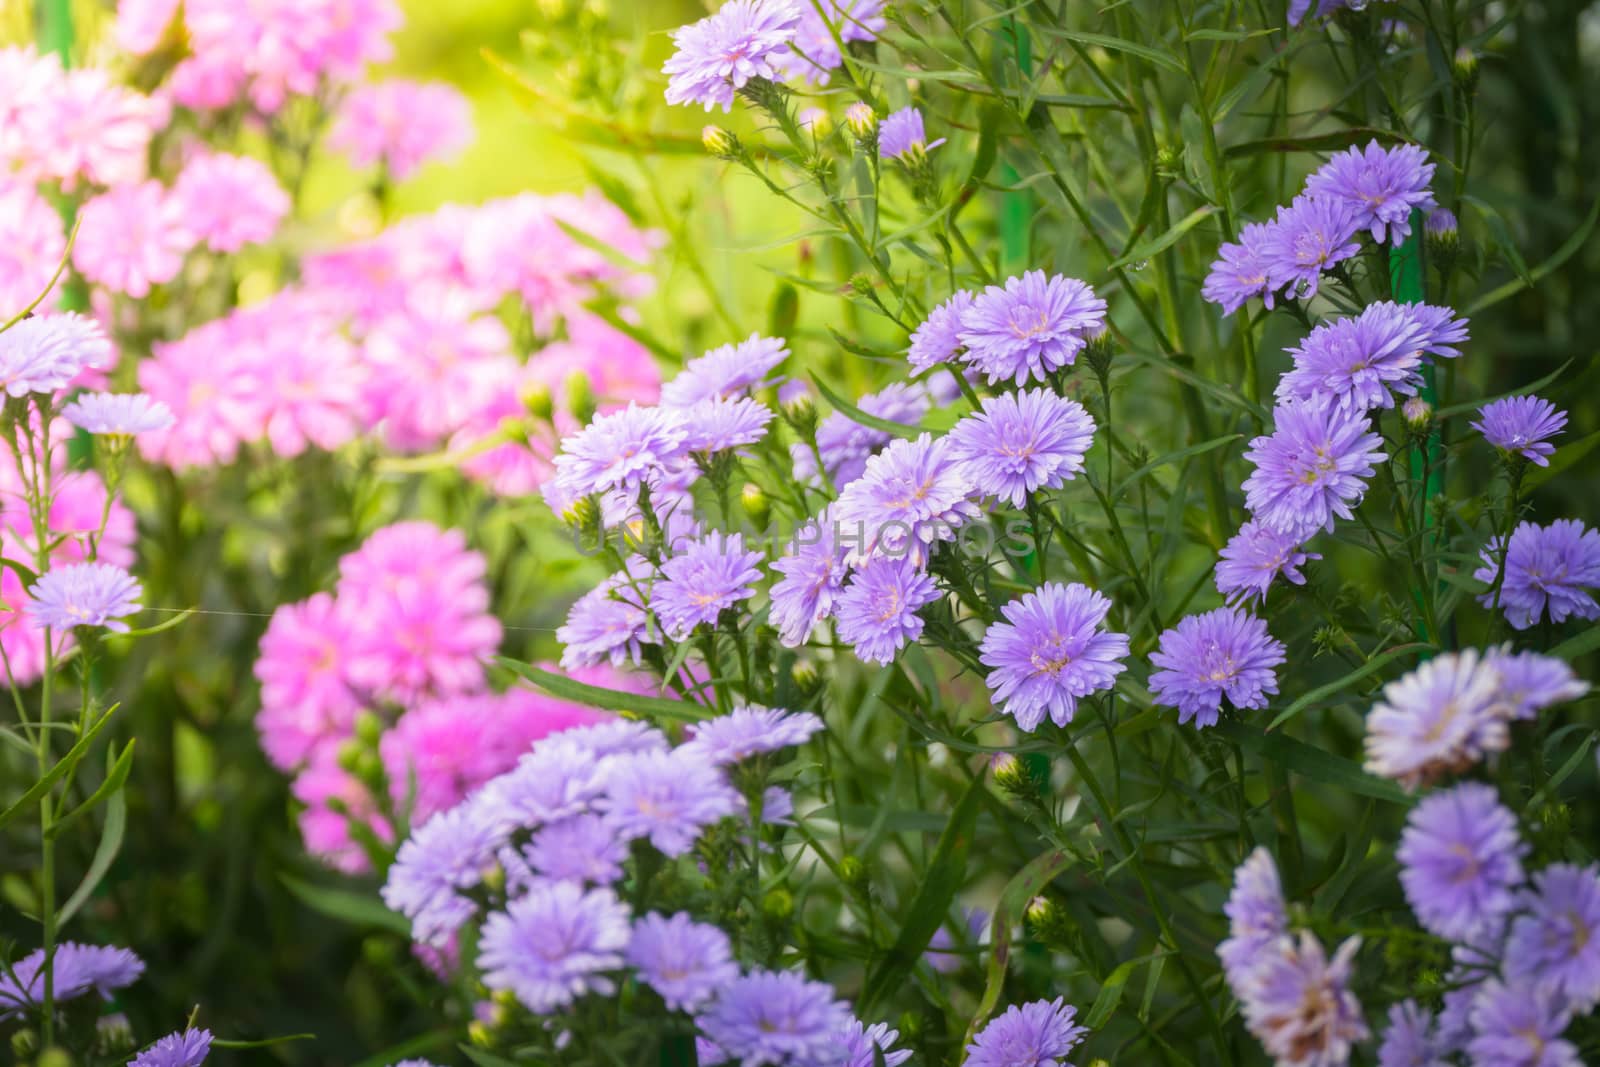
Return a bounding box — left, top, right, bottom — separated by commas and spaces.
1390, 209, 1439, 645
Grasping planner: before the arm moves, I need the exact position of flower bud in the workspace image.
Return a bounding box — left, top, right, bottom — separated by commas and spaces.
798, 107, 832, 137
1084, 325, 1115, 385
992, 751, 1046, 802
849, 272, 875, 297
36, 1048, 73, 1067
94, 1015, 135, 1055
565, 371, 597, 425
844, 101, 876, 138
702, 124, 740, 161
1452, 47, 1478, 92
741, 483, 771, 530
838, 855, 868, 888
468, 1020, 494, 1047
1425, 207, 1459, 273
1401, 396, 1433, 433
1154, 144, 1183, 180
1024, 893, 1075, 947
355, 749, 385, 789
481, 860, 507, 894
763, 888, 795, 920
523, 383, 555, 422
355, 709, 384, 747
336, 737, 364, 773
11, 1030, 38, 1060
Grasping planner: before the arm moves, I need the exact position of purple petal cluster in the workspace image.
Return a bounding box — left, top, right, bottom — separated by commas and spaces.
1472, 395, 1568, 466
878, 106, 943, 159
1305, 140, 1437, 243
598, 749, 742, 856
797, 382, 931, 487
1504, 863, 1600, 1011
130, 1029, 213, 1067
1261, 194, 1363, 301
1217, 847, 1289, 989
1364, 649, 1510, 789
1376, 1001, 1447, 1067
841, 1019, 912, 1067
774, 1, 886, 85
1214, 520, 1321, 604
626, 912, 738, 1011
1201, 222, 1275, 315
769, 512, 847, 647
947, 389, 1096, 508
61, 391, 176, 436
1242, 396, 1386, 541
1474, 519, 1600, 630
1240, 933, 1369, 1067
963, 998, 1089, 1067
558, 559, 656, 669
681, 704, 825, 765
654, 531, 764, 639
0, 312, 113, 396
1148, 607, 1286, 728
978, 582, 1130, 731
1465, 981, 1582, 1067
831, 434, 979, 565
908, 291, 975, 372
1485, 647, 1589, 719
550, 403, 688, 501
661, 334, 790, 407
526, 814, 629, 885
0, 941, 145, 1019
680, 396, 774, 453
25, 562, 142, 633
381, 802, 505, 946
1397, 782, 1526, 943
1276, 301, 1469, 413
834, 556, 940, 664
956, 271, 1107, 386
696, 969, 852, 1067
478, 880, 632, 1013
662, 0, 802, 112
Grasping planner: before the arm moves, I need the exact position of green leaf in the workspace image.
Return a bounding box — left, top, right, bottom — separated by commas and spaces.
766, 283, 799, 340
1552, 625, 1600, 663
1527, 730, 1597, 811
810, 374, 920, 440
55, 788, 126, 927
347, 1032, 456, 1067
965, 849, 1074, 1046
50, 738, 136, 839
495, 657, 713, 722
1113, 434, 1241, 499
0, 705, 121, 831
460, 1046, 522, 1067
110, 608, 194, 639
280, 874, 413, 936
1436, 359, 1571, 419
1107, 206, 1217, 269
1267, 643, 1430, 730
1036, 28, 1187, 73
1466, 197, 1600, 314
210, 1035, 316, 1050
1216, 722, 1412, 807
1223, 128, 1408, 159
1523, 427, 1600, 493
859, 775, 985, 1014
1085, 950, 1170, 1029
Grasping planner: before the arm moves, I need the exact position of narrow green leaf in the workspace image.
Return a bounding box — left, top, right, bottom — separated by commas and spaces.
1036, 28, 1187, 73
1267, 643, 1429, 730
0, 705, 120, 831
50, 738, 136, 838
859, 775, 985, 1013
1113, 434, 1241, 499
1216, 722, 1412, 806
1552, 625, 1600, 663
1524, 428, 1600, 493
1436, 360, 1570, 419
1223, 128, 1407, 159
210, 1035, 316, 1050
347, 1032, 455, 1067
280, 874, 413, 935
495, 657, 713, 722
1466, 197, 1600, 314
767, 283, 799, 340
810, 374, 920, 439
965, 849, 1074, 1046
111, 608, 194, 639
460, 1045, 522, 1067
1527, 731, 1597, 811
1108, 206, 1216, 269
56, 789, 126, 927
1085, 950, 1170, 1029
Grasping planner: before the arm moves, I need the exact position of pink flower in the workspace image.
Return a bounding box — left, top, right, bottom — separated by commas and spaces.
292, 753, 390, 874
525, 313, 662, 410
168, 55, 247, 111
361, 301, 516, 450
170, 152, 289, 253
115, 0, 182, 55
20, 68, 165, 189
330, 79, 473, 180
247, 295, 369, 456
0, 181, 66, 315
138, 316, 269, 468
0, 47, 63, 167
74, 182, 194, 298
255, 593, 363, 772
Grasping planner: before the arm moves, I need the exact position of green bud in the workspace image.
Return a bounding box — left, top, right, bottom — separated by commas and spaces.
740, 483, 771, 530
896, 1010, 923, 1040
355, 709, 384, 746
1084, 326, 1115, 386
467, 1020, 494, 1047
1452, 47, 1478, 92
702, 125, 740, 161
481, 861, 507, 894
94, 1014, 135, 1055
1154, 144, 1183, 180
848, 272, 875, 297
566, 371, 597, 425
1024, 893, 1075, 947
36, 1047, 73, 1067
838, 855, 868, 888
992, 751, 1046, 801
523, 384, 555, 422
1401, 397, 1432, 433
763, 888, 795, 921
11, 1030, 38, 1060
336, 737, 364, 773
844, 101, 876, 137
354, 749, 384, 789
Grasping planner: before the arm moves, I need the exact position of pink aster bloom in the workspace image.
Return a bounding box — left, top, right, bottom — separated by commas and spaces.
362, 301, 517, 451
167, 54, 248, 111
73, 182, 194, 299
0, 181, 66, 315
252, 310, 369, 457
19, 68, 164, 189
292, 753, 391, 874
255, 593, 363, 772
170, 152, 290, 253
330, 80, 474, 181
0, 47, 64, 167
137, 317, 268, 468
115, 0, 182, 54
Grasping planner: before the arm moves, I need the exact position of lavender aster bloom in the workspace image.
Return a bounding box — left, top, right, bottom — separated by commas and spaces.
1504, 863, 1600, 1010
562, 719, 670, 759
662, 334, 791, 407
382, 802, 505, 946
834, 556, 940, 665
1289, 0, 1352, 23
1203, 221, 1275, 315
0, 941, 144, 1019
1277, 301, 1469, 413
796, 382, 930, 487
831, 434, 978, 565
1148, 608, 1286, 728
61, 391, 175, 436
948, 389, 1096, 508
963, 998, 1089, 1067
482, 737, 610, 830
1485, 647, 1589, 720
599, 749, 741, 856
957, 271, 1107, 386
1474, 520, 1600, 630
1214, 520, 1320, 605
1364, 649, 1509, 789
130, 1029, 213, 1067
680, 396, 774, 453
551, 403, 688, 500
979, 582, 1129, 731
841, 1019, 912, 1067
1305, 141, 1437, 243
558, 561, 656, 669
626, 912, 739, 1011
698, 970, 852, 1067
1377, 1002, 1447, 1067
1261, 195, 1363, 301
1466, 981, 1581, 1067
479, 881, 631, 1013
663, 0, 802, 112
879, 106, 943, 159
0, 313, 113, 396
908, 291, 975, 372
1242, 397, 1385, 541
1397, 782, 1526, 943
1218, 847, 1289, 990
1471, 395, 1568, 466
654, 531, 763, 639
769, 512, 847, 647
526, 814, 628, 885
1241, 933, 1368, 1067
25, 562, 141, 632
681, 705, 825, 765
774, 1, 886, 85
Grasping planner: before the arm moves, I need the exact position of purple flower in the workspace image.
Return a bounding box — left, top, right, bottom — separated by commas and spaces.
0, 312, 113, 397
1242, 396, 1386, 541
879, 106, 943, 159
696, 969, 852, 1067
1377, 1001, 1447, 1067
563, 719, 671, 759
481, 737, 610, 830
526, 814, 628, 885
979, 582, 1130, 731
925, 907, 989, 974
61, 391, 175, 436
130, 1029, 212, 1067
626, 912, 739, 1011
957, 271, 1107, 386
551, 403, 688, 501
382, 802, 505, 946
1364, 649, 1509, 789
1426, 208, 1457, 240
1397, 782, 1526, 943
1148, 608, 1286, 728
1214, 520, 1321, 604
769, 512, 847, 647
908, 291, 975, 372
655, 531, 764, 639
1240, 934, 1368, 1067
25, 562, 141, 633
1504, 863, 1600, 1011
831, 433, 978, 565
0, 941, 144, 1019
680, 396, 774, 453
1485, 647, 1590, 719
558, 585, 655, 670
1276, 301, 1469, 413
797, 382, 930, 487
834, 556, 941, 665
841, 1019, 912, 1067
599, 749, 741, 856
681, 705, 825, 765
1218, 847, 1288, 990
774, 1, 886, 85
1261, 195, 1363, 301
662, 334, 791, 407
1472, 395, 1568, 466
948, 389, 1096, 508
479, 881, 632, 1013
1465, 981, 1581, 1067
663, 0, 802, 112
1474, 519, 1600, 630
1289, 0, 1349, 22
1305, 140, 1436, 243
1203, 221, 1275, 315
963, 998, 1088, 1067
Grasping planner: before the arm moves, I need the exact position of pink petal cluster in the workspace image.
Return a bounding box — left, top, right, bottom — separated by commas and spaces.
0, 180, 66, 315
73, 182, 195, 298
5, 58, 166, 189
330, 79, 474, 180
170, 152, 290, 253
362, 300, 517, 451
